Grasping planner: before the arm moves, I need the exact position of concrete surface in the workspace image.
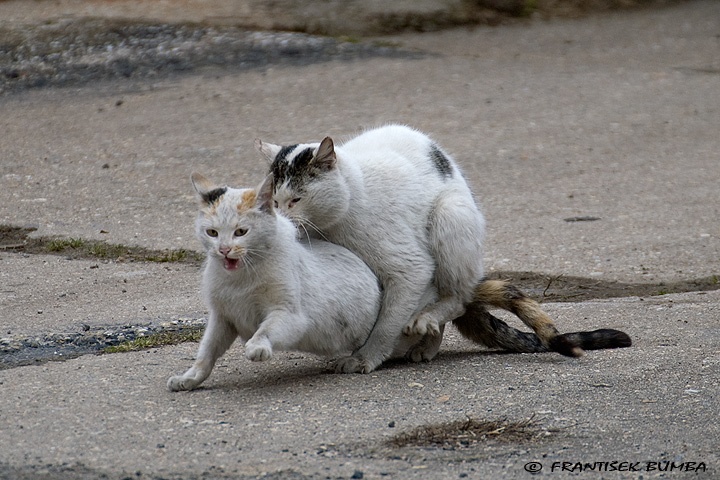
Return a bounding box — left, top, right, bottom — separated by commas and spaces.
0, 1, 719, 479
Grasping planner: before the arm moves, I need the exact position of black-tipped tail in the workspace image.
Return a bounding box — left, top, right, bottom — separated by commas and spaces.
561, 329, 632, 350
453, 303, 632, 355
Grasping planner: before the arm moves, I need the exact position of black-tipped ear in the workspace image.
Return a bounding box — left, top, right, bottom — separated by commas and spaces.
312, 137, 337, 171
191, 172, 226, 205
255, 139, 282, 162
255, 174, 275, 214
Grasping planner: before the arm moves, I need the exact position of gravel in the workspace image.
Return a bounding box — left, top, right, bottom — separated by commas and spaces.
0, 18, 420, 93
0, 316, 206, 370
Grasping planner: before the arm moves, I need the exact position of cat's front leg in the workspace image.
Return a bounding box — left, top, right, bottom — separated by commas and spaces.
244, 310, 303, 362
167, 313, 237, 391
244, 336, 273, 362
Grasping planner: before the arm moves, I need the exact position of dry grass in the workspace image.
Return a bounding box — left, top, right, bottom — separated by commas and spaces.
387, 417, 545, 449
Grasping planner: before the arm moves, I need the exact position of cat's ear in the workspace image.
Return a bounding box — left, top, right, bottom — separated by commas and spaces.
255, 174, 275, 214
312, 137, 337, 171
191, 172, 226, 205
255, 139, 281, 162
191, 172, 216, 196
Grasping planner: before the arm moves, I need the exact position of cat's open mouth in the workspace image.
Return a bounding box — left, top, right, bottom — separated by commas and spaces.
223, 257, 242, 270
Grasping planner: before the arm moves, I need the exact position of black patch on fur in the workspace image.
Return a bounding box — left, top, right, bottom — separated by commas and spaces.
271, 145, 319, 189
293, 147, 315, 169
429, 144, 453, 178
202, 187, 227, 205
275, 144, 298, 162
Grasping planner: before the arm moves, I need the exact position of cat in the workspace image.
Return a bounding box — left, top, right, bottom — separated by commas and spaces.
256, 125, 631, 373
167, 173, 429, 391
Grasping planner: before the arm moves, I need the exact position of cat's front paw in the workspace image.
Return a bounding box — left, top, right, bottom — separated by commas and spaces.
168, 374, 200, 392
333, 355, 377, 374
245, 338, 273, 362
402, 313, 441, 337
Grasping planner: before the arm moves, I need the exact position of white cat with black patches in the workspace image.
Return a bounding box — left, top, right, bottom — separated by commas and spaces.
167, 173, 428, 391
258, 125, 631, 374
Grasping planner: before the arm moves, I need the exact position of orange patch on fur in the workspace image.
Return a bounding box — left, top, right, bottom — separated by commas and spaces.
237, 189, 258, 214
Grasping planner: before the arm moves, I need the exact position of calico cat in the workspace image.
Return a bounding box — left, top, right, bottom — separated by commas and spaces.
257, 125, 631, 373
167, 173, 427, 391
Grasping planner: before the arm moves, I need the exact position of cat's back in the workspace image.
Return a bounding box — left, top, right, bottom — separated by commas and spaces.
341, 125, 432, 166
339, 125, 456, 186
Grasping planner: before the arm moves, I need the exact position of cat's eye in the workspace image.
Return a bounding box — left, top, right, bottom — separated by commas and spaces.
206, 228, 219, 237
288, 198, 302, 208
234, 228, 248, 237
273, 200, 279, 208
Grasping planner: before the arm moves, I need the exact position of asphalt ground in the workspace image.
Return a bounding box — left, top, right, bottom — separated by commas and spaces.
0, 1, 718, 479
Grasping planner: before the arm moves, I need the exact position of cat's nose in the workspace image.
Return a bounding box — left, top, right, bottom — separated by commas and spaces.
219, 246, 231, 256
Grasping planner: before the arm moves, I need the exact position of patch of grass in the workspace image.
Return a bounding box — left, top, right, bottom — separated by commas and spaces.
103, 329, 203, 354
143, 249, 198, 263
46, 237, 86, 252
387, 417, 543, 449
337, 35, 362, 44
88, 242, 132, 259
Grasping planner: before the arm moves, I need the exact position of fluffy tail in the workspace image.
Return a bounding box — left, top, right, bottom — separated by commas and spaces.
453, 280, 631, 356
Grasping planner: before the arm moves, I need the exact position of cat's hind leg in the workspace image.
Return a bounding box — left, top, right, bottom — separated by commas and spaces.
403, 187, 484, 338
334, 263, 436, 374
167, 313, 237, 391
406, 324, 445, 362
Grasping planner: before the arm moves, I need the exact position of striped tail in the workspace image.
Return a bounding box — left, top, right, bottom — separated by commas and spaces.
453, 280, 631, 355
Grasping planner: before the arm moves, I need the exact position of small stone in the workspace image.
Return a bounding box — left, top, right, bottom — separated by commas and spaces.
351, 471, 364, 479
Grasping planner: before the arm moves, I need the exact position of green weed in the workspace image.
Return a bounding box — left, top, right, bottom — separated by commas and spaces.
46, 238, 86, 251
104, 329, 203, 354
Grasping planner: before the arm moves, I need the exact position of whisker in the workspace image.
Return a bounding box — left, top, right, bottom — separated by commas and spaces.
243, 255, 260, 276
299, 223, 313, 249
302, 218, 329, 241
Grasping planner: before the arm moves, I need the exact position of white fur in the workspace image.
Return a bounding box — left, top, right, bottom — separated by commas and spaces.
261, 125, 486, 373
168, 174, 421, 391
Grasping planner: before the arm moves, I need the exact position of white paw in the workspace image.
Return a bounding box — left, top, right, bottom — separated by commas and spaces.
333, 355, 378, 374
403, 313, 441, 337
406, 343, 439, 363
245, 338, 272, 362
167, 375, 199, 392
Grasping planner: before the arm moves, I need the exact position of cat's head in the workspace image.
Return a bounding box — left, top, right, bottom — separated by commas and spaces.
255, 136, 350, 234
191, 172, 277, 272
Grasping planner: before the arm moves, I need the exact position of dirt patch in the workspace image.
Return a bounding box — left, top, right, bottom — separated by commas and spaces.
0, 17, 420, 93
0, 225, 203, 263
486, 271, 720, 302
387, 417, 545, 449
